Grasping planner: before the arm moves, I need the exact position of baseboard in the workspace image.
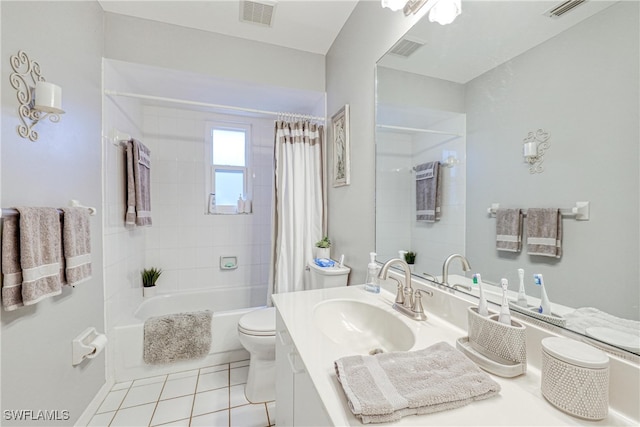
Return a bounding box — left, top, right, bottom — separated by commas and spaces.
74, 379, 114, 427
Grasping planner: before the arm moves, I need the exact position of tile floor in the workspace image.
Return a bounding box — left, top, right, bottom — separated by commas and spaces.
88, 360, 275, 426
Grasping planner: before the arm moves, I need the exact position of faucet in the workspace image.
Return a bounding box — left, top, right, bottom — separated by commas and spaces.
378, 258, 433, 321
442, 253, 472, 286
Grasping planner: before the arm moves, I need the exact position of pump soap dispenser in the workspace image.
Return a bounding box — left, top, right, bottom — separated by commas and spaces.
364, 252, 380, 293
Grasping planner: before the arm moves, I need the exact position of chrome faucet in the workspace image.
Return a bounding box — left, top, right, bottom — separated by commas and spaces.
378, 258, 433, 321
442, 253, 472, 286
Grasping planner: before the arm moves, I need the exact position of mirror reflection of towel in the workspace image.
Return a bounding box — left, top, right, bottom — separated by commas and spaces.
416, 161, 442, 222
496, 209, 523, 252
526, 208, 562, 258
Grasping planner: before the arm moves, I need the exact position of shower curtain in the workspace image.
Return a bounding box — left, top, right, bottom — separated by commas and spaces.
268, 120, 325, 300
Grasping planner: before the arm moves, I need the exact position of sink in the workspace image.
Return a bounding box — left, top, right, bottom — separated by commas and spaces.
313, 298, 415, 354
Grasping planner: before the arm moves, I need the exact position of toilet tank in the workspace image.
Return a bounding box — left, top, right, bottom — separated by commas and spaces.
307, 261, 350, 289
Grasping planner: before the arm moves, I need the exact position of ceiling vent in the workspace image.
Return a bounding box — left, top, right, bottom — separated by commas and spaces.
388, 37, 425, 58
240, 0, 276, 27
543, 0, 587, 18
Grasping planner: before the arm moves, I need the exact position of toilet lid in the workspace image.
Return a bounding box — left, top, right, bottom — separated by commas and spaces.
239, 307, 276, 336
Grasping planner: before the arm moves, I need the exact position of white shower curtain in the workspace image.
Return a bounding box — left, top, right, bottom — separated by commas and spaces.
268, 121, 324, 300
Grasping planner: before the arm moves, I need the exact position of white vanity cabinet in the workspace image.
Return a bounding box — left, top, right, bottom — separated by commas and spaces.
275, 309, 332, 426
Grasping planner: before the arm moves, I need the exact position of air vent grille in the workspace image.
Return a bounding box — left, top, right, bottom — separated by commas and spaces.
544, 0, 587, 18
389, 37, 425, 58
240, 0, 275, 27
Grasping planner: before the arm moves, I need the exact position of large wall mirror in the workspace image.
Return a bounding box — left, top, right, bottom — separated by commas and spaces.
375, 1, 639, 355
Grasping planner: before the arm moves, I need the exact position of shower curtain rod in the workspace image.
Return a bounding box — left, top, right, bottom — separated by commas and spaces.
104, 90, 326, 122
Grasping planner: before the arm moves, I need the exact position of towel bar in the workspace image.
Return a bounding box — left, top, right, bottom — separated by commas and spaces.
487, 202, 589, 221
1, 200, 97, 218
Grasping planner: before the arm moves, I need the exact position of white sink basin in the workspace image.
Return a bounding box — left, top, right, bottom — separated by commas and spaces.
313, 298, 415, 354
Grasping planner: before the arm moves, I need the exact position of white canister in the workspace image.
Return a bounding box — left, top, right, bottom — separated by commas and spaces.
541, 337, 609, 420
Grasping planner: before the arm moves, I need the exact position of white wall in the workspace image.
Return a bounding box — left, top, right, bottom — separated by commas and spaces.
1, 2, 105, 425
326, 2, 428, 282
465, 1, 639, 319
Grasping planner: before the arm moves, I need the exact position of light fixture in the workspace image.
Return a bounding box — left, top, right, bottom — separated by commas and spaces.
382, 0, 461, 24
523, 129, 550, 174
9, 50, 65, 142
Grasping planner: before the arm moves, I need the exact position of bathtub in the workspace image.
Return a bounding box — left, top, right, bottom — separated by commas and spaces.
112, 286, 265, 382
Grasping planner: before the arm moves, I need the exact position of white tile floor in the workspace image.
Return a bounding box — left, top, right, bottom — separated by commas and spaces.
88, 360, 275, 427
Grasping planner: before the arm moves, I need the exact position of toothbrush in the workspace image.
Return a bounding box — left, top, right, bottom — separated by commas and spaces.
472, 273, 489, 316
498, 278, 512, 325
534, 273, 552, 314
516, 268, 528, 308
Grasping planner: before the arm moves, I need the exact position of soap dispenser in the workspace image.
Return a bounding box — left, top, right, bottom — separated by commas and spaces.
498, 278, 512, 325
364, 252, 380, 293
472, 273, 489, 316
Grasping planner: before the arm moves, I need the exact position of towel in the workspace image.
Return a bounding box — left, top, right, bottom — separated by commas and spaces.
126, 139, 152, 226
496, 208, 523, 252
416, 161, 442, 222
143, 310, 212, 364
334, 341, 501, 424
526, 208, 562, 258
565, 307, 640, 337
14, 207, 63, 306
61, 207, 92, 285
2, 215, 24, 310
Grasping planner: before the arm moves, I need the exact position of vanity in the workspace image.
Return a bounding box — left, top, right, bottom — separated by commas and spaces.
272, 276, 640, 426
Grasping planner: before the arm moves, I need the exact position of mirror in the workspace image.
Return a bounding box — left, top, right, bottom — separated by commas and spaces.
375, 1, 639, 354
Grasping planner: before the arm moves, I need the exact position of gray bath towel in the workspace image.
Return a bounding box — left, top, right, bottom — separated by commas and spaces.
496, 208, 523, 252
2, 215, 24, 310
526, 208, 562, 258
143, 310, 212, 365
334, 341, 501, 424
61, 207, 92, 285
416, 161, 442, 222
126, 139, 152, 227
15, 207, 63, 306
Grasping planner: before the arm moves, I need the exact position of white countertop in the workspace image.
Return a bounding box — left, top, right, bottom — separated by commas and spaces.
272, 285, 635, 426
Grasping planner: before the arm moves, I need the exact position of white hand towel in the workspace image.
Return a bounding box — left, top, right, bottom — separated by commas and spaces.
334, 341, 501, 424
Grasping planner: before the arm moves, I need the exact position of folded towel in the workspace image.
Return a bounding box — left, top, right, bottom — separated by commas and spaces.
565, 307, 640, 337
416, 162, 442, 222
61, 207, 92, 285
15, 207, 63, 306
496, 208, 523, 252
2, 215, 24, 311
526, 208, 562, 258
126, 139, 152, 226
334, 341, 501, 424
143, 310, 212, 364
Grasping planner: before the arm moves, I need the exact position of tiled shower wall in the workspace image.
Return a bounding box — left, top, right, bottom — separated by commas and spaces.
142, 106, 272, 304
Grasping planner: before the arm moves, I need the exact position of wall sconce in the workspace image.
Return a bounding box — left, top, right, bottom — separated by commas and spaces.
9, 51, 64, 142
523, 129, 550, 174
382, 0, 461, 24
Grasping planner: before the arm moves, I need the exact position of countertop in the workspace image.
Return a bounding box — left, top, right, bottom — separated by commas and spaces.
272, 285, 635, 426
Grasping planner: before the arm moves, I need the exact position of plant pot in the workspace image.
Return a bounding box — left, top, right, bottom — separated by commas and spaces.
143, 286, 157, 298
316, 247, 330, 259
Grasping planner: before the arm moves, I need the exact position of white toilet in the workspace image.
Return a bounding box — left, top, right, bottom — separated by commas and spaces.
237, 260, 350, 403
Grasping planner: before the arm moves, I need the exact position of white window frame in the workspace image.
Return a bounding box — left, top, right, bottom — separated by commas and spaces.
205, 121, 252, 214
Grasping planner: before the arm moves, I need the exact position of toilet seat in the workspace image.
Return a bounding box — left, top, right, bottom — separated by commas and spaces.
238, 307, 276, 336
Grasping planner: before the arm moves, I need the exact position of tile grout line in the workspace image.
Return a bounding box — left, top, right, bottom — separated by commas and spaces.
107, 381, 135, 427
147, 376, 169, 427
187, 367, 202, 426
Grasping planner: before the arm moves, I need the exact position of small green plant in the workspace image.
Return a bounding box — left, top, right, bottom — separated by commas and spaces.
315, 236, 331, 248
404, 251, 417, 264
141, 267, 162, 288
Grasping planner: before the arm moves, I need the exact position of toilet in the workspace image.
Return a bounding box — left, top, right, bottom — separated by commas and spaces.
237, 259, 350, 402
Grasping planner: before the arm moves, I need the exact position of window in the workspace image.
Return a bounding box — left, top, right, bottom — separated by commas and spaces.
207, 123, 251, 214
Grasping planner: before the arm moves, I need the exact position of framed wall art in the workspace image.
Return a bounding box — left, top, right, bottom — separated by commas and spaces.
331, 104, 350, 187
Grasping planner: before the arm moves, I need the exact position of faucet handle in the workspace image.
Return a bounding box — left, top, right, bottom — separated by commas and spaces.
412, 288, 433, 318
392, 279, 405, 305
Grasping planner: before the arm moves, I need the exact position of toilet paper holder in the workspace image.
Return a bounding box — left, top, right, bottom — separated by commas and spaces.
72, 327, 107, 366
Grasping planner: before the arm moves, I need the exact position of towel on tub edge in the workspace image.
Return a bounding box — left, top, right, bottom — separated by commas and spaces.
143, 310, 212, 365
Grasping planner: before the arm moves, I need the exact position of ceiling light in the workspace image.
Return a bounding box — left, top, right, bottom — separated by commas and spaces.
382, 0, 461, 25
381, 0, 406, 12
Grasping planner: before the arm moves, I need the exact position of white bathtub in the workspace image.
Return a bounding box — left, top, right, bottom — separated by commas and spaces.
112, 286, 265, 382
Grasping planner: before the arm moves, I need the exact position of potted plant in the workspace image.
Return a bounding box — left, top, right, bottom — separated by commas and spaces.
315, 236, 331, 259
142, 267, 162, 298
404, 251, 417, 272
